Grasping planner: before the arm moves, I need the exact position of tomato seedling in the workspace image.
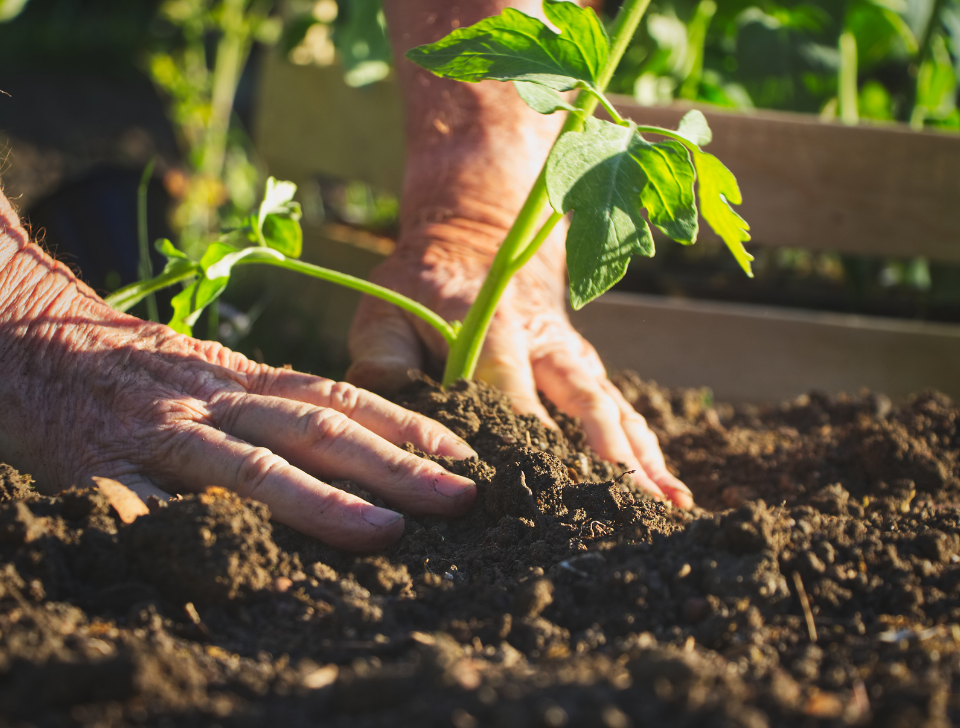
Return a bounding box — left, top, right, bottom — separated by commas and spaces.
108, 0, 751, 387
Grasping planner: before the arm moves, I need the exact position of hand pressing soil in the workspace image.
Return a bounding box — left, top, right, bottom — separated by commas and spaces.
0, 375, 957, 728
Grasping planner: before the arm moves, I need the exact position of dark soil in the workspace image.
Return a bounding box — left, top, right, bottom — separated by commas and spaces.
0, 375, 958, 727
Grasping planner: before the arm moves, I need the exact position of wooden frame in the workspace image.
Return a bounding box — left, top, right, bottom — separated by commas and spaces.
254, 54, 960, 402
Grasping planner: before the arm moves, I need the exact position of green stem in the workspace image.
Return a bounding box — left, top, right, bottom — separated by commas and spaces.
200, 0, 247, 180
839, 31, 859, 126
137, 158, 159, 322
251, 257, 457, 345
678, 0, 716, 100
591, 86, 628, 125
441, 0, 653, 387
917, 0, 948, 68
105, 267, 196, 313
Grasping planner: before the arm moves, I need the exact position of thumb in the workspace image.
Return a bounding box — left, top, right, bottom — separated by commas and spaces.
347, 295, 425, 395
475, 327, 555, 426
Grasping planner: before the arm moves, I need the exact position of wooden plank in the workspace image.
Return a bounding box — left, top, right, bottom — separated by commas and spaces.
609, 99, 960, 264
254, 53, 405, 194
253, 56, 960, 263
571, 292, 960, 403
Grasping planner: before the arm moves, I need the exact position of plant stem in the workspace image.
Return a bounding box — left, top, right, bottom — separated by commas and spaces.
838, 31, 859, 126
917, 0, 948, 69
251, 257, 458, 345
678, 0, 716, 100
137, 158, 159, 322
441, 0, 653, 387
200, 0, 247, 181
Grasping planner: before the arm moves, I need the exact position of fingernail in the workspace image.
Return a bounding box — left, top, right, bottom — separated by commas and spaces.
436, 436, 477, 460
434, 474, 476, 498
361, 506, 403, 528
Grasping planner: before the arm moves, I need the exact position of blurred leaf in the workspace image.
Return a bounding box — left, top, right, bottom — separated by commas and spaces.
845, 0, 918, 69
0, 0, 29, 22
335, 0, 391, 86
859, 78, 895, 119
912, 33, 958, 126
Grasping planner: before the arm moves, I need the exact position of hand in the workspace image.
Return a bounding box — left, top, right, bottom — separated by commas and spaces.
364, 0, 692, 509
347, 220, 693, 509
0, 199, 477, 551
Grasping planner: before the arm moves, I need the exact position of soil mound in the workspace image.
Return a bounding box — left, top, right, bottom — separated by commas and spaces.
0, 376, 957, 727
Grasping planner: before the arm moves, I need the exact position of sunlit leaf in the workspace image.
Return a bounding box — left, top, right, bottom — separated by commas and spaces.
676, 109, 712, 146
514, 81, 579, 114
253, 177, 303, 257
690, 149, 753, 276
546, 117, 698, 308
406, 0, 608, 93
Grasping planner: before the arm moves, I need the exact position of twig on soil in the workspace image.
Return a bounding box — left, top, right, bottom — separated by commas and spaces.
792, 571, 818, 643
519, 472, 544, 529
614, 470, 637, 484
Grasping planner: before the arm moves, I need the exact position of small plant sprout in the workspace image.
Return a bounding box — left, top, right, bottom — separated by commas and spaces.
108, 0, 751, 388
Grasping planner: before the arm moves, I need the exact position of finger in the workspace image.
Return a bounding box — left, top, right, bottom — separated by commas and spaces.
109, 473, 172, 504
475, 327, 555, 425
213, 393, 476, 517
254, 371, 476, 460
347, 294, 425, 395
155, 424, 405, 551
532, 351, 668, 502
600, 380, 694, 509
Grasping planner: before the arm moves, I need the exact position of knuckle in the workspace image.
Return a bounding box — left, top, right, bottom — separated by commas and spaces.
234, 446, 285, 497
565, 383, 621, 421
301, 408, 351, 448
325, 381, 362, 418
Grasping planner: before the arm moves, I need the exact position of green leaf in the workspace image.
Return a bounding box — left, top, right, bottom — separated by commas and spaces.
204, 245, 285, 280
639, 140, 699, 244
690, 149, 753, 276
676, 110, 712, 147
255, 177, 303, 257
405, 0, 608, 92
156, 238, 188, 261
168, 241, 239, 335
514, 81, 579, 114
261, 213, 303, 258
546, 117, 698, 309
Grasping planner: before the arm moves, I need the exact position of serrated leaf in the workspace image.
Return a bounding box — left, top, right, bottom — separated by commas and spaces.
691, 150, 753, 276
546, 117, 698, 309
676, 110, 712, 147
514, 81, 579, 114
405, 0, 608, 92
638, 139, 698, 244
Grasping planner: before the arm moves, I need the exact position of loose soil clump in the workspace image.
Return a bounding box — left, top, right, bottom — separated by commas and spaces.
0, 375, 958, 727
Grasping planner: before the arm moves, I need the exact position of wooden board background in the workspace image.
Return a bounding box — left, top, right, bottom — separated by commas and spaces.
571, 293, 960, 402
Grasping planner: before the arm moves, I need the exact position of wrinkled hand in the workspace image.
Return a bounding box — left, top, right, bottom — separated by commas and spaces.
347, 221, 693, 509
0, 203, 477, 551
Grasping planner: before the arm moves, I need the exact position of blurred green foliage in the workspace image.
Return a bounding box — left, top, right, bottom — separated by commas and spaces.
608, 0, 958, 130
